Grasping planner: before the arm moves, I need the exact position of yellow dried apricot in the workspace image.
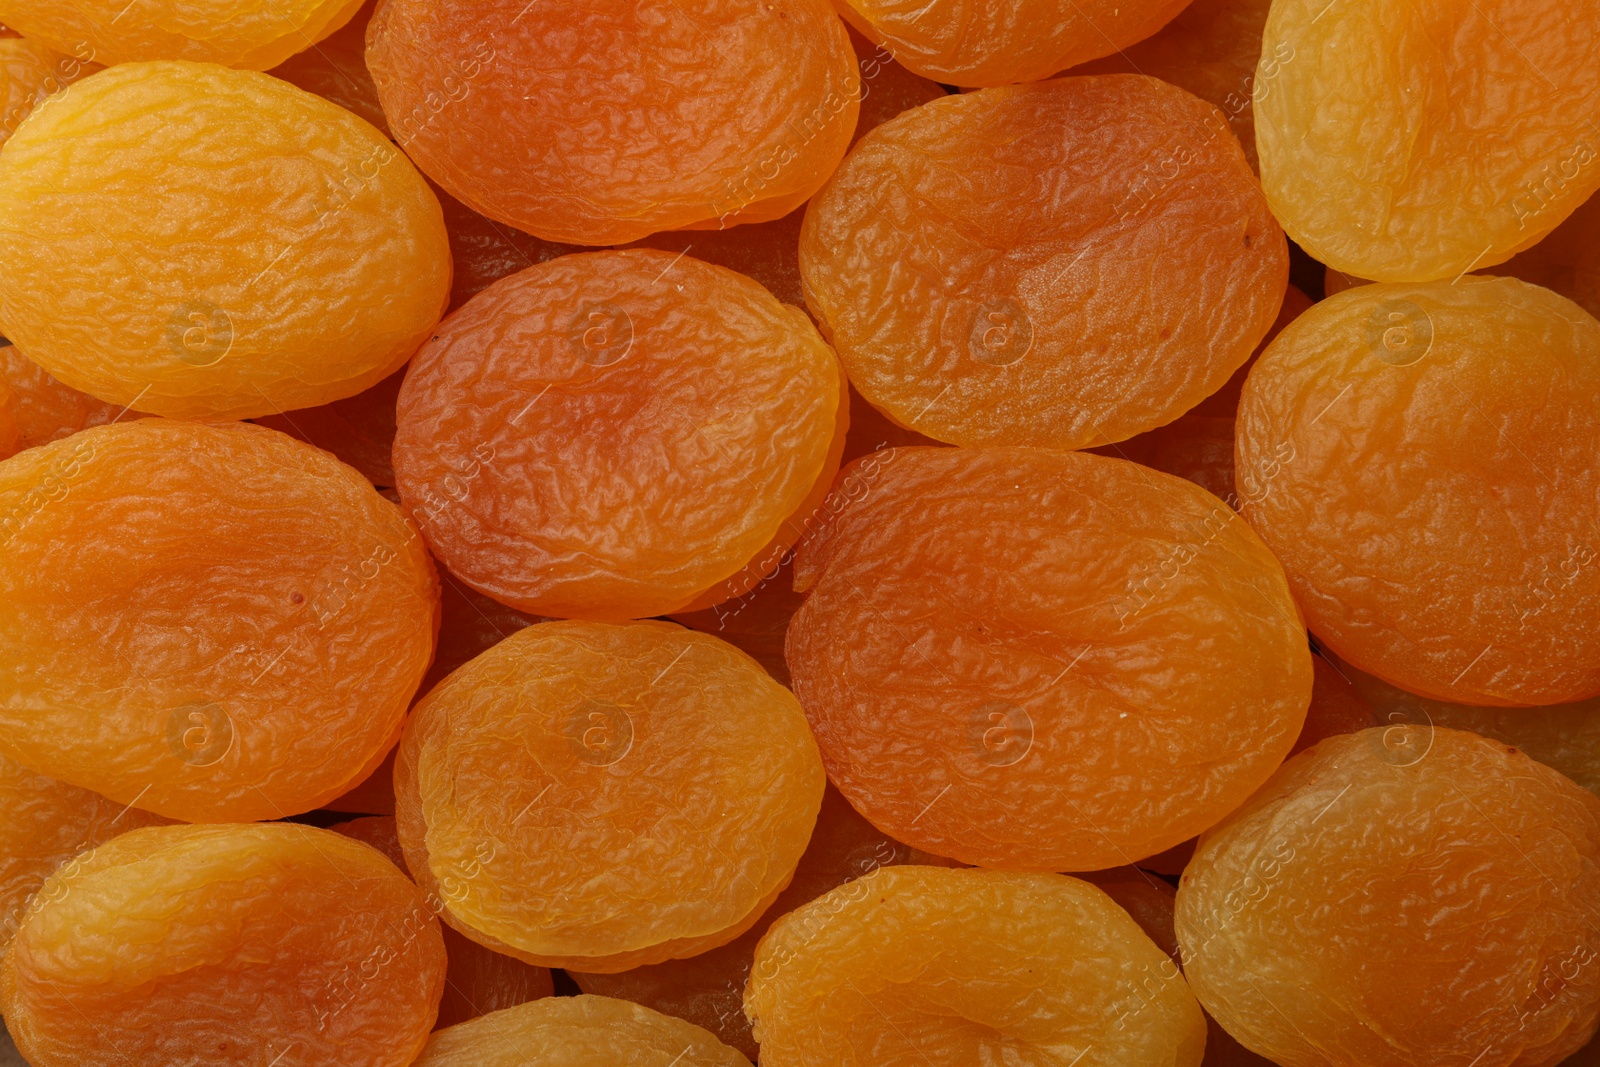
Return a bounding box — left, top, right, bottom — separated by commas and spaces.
0, 0, 363, 69
1176, 727, 1600, 1067
0, 752, 167, 960
394, 620, 824, 973
1, 823, 446, 1067
0, 419, 438, 822
0, 345, 118, 454
1236, 276, 1600, 705
834, 0, 1191, 87
787, 446, 1311, 871
413, 995, 751, 1067
1255, 0, 1600, 281
801, 76, 1286, 449
0, 61, 451, 419
393, 250, 844, 621
366, 0, 859, 244
746, 865, 1208, 1065
0, 34, 96, 149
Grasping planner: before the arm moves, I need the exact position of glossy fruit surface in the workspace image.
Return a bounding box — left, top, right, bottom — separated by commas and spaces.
394, 620, 825, 973
746, 865, 1207, 1066
413, 995, 752, 1067
1255, 0, 1600, 281
0, 60, 451, 419
787, 446, 1311, 871
393, 250, 843, 620
0, 419, 438, 822
0, 822, 446, 1067
834, 0, 1191, 86
366, 0, 858, 244
1237, 277, 1600, 705
801, 76, 1286, 449
0, 0, 362, 69
1176, 727, 1600, 1067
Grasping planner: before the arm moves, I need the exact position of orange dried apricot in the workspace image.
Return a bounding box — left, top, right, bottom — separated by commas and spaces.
329, 816, 555, 1029
394, 620, 825, 973
1176, 727, 1600, 1067
801, 76, 1287, 449
572, 784, 954, 1059
0, 752, 167, 959
0, 419, 438, 822
1331, 653, 1600, 799
833, 0, 1190, 87
0, 0, 363, 69
0, 61, 451, 419
1255, 0, 1600, 282
413, 995, 752, 1067
366, 0, 858, 244
0, 34, 96, 149
1071, 0, 1281, 172
787, 446, 1311, 871
0, 345, 118, 454
1236, 276, 1600, 705
746, 865, 1208, 1065
1, 822, 446, 1067
1500, 191, 1600, 320
393, 249, 844, 621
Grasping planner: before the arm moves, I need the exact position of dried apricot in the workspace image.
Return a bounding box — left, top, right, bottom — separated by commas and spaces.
0, 0, 363, 69
0, 34, 96, 149
1236, 276, 1600, 705
1071, 0, 1282, 172
746, 865, 1207, 1065
366, 0, 858, 244
267, 0, 385, 132
1176, 727, 1600, 1067
1500, 191, 1600, 320
1331, 653, 1600, 799
627, 209, 809, 311
394, 620, 824, 973
0, 752, 167, 959
801, 76, 1287, 449
1255, 0, 1600, 282
787, 446, 1311, 871
413, 995, 751, 1067
329, 816, 555, 1029
0, 822, 446, 1067
0, 61, 451, 419
0, 345, 118, 454
0, 419, 438, 822
572, 784, 954, 1059
393, 249, 844, 620
834, 0, 1190, 86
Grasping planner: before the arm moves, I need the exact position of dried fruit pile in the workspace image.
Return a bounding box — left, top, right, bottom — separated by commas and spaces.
0, 0, 1597, 1064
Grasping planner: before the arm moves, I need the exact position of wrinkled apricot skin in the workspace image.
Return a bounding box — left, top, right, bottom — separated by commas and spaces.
573, 784, 956, 1059
1237, 277, 1600, 706
0, 61, 451, 420
0, 34, 97, 149
0, 753, 168, 959
1176, 728, 1600, 1067
1072, 0, 1277, 171
1, 823, 446, 1067
0, 0, 363, 69
329, 816, 555, 1029
394, 620, 825, 973
746, 865, 1207, 1066
835, 0, 1190, 86
1255, 0, 1600, 282
367, 0, 859, 244
0, 345, 119, 454
393, 250, 843, 621
414, 995, 752, 1067
0, 419, 438, 822
801, 77, 1286, 450
787, 446, 1311, 871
